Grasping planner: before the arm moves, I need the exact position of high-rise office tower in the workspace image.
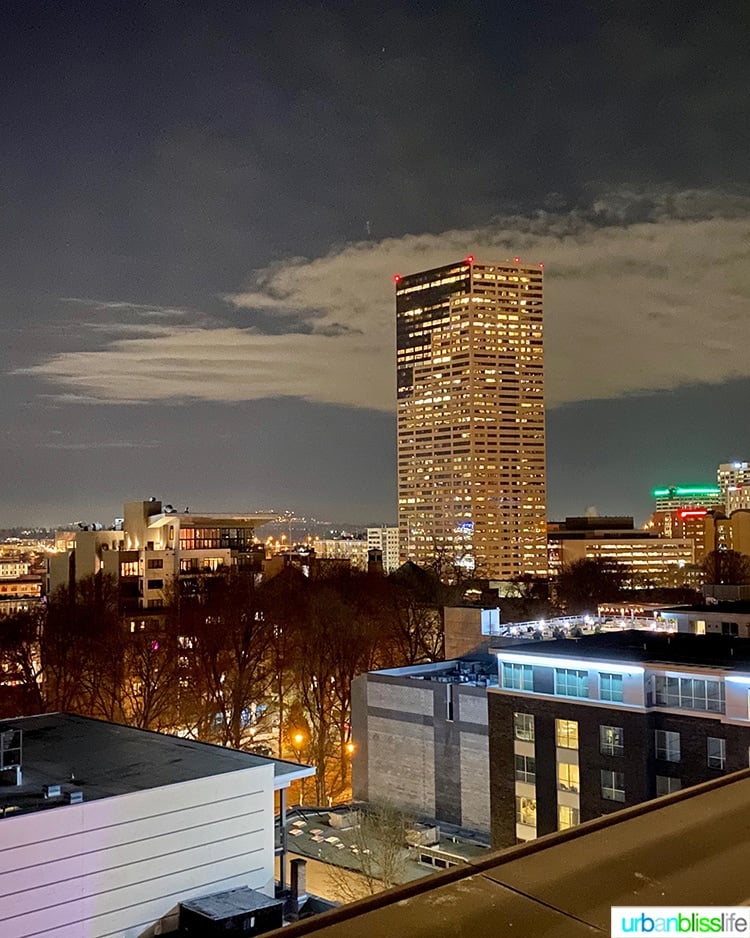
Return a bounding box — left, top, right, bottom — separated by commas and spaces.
718, 462, 750, 514
396, 256, 547, 580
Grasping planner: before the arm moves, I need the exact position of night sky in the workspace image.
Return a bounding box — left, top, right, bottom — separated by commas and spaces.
3, 0, 750, 528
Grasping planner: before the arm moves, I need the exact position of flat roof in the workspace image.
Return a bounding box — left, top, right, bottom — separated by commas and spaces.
0, 713, 313, 818
492, 629, 750, 670
148, 512, 278, 528
266, 770, 750, 938
661, 602, 750, 614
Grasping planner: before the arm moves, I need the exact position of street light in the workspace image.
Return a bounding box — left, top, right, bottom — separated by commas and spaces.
291, 731, 307, 805
345, 741, 356, 757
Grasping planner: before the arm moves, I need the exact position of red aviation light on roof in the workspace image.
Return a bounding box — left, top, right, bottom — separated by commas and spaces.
678, 509, 709, 519
393, 274, 402, 283
465, 254, 475, 264
538, 262, 545, 269
513, 256, 521, 263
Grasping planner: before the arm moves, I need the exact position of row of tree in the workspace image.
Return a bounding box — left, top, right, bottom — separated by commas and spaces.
0, 566, 443, 803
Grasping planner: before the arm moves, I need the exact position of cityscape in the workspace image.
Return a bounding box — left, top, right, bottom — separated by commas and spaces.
2, 2, 750, 937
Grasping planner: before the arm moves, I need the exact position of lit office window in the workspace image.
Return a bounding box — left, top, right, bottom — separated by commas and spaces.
556, 719, 579, 749
557, 762, 580, 793
515, 795, 537, 827
558, 805, 580, 830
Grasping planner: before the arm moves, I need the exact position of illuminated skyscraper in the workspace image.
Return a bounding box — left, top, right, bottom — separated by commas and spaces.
718, 462, 750, 514
396, 257, 547, 579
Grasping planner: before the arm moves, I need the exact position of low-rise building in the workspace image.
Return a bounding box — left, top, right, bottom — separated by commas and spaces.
0, 712, 313, 938
548, 516, 694, 586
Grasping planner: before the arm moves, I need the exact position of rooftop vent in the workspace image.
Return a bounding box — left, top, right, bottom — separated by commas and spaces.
0, 724, 22, 787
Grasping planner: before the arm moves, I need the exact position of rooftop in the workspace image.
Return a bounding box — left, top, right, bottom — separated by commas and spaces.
493, 629, 750, 671
0, 713, 313, 818
267, 770, 750, 938
661, 602, 750, 614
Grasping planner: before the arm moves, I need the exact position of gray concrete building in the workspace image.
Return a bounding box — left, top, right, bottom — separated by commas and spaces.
351, 658, 496, 837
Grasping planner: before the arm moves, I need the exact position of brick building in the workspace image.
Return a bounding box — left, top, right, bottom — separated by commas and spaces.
488, 631, 750, 847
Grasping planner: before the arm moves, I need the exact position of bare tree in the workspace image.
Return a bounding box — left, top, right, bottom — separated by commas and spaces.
326, 802, 413, 902
179, 571, 275, 749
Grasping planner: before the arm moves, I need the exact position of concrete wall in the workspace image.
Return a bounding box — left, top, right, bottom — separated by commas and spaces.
352, 673, 490, 834
0, 764, 274, 938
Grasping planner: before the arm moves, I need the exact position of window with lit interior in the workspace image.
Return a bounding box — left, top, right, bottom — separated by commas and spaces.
558, 805, 580, 831
555, 719, 579, 749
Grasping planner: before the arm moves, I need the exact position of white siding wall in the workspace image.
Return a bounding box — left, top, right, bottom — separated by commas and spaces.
0, 764, 274, 938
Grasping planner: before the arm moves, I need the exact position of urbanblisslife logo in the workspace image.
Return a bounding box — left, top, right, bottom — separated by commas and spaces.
611, 908, 750, 937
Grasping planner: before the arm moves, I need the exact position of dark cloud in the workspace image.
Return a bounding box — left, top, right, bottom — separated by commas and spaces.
1, 0, 748, 524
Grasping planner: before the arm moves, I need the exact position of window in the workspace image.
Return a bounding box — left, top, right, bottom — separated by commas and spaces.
513, 712, 534, 742
653, 675, 725, 713
147, 558, 164, 569
655, 729, 681, 762
503, 663, 533, 691
120, 561, 138, 577
656, 775, 681, 795
147, 579, 163, 590
515, 754, 536, 784
556, 719, 579, 749
515, 795, 537, 827
554, 668, 589, 698
707, 736, 726, 770
601, 769, 625, 802
558, 805, 580, 830
557, 762, 580, 793
600, 673, 624, 702
600, 725, 624, 757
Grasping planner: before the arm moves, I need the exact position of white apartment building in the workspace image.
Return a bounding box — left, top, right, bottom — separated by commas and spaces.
0, 713, 313, 938
48, 499, 275, 612
366, 526, 400, 573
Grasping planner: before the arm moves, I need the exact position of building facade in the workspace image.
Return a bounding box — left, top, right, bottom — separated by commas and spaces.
488, 631, 750, 847
366, 526, 400, 574
0, 713, 313, 938
48, 499, 274, 617
652, 485, 723, 513
352, 659, 495, 836
548, 516, 694, 586
718, 462, 750, 514
396, 257, 547, 580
